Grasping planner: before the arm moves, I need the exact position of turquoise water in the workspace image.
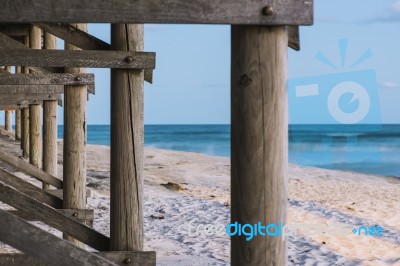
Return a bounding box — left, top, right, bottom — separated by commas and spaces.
58, 124, 400, 177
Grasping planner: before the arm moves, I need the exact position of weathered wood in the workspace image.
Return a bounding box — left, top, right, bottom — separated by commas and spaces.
0, 148, 62, 188
288, 26, 300, 51
0, 0, 313, 25
5, 110, 12, 131
0, 23, 31, 36
0, 50, 155, 69
111, 24, 144, 251
15, 109, 21, 140
0, 104, 28, 109
231, 26, 288, 265
0, 251, 156, 266
34, 23, 153, 84
21, 107, 29, 157
0, 209, 115, 266
0, 93, 61, 101
63, 23, 88, 246
8, 209, 94, 223
0, 85, 62, 94
0, 167, 62, 208
0, 73, 95, 85
42, 31, 58, 190
29, 104, 41, 169
0, 183, 110, 251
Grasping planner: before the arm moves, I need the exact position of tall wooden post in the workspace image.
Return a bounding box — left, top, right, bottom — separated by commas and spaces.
15, 66, 22, 141
15, 109, 21, 141
5, 110, 12, 132
63, 24, 87, 245
231, 26, 288, 265
42, 32, 58, 190
29, 26, 42, 169
110, 24, 144, 251
21, 107, 29, 158
21, 37, 30, 155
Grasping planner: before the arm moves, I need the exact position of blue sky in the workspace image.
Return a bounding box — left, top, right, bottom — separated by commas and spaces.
5, 0, 400, 125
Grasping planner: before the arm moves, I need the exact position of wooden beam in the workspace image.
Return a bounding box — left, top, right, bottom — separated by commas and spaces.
34, 23, 153, 83
0, 49, 155, 69
0, 23, 31, 36
0, 209, 116, 266
15, 109, 21, 140
0, 251, 156, 266
0, 0, 313, 25
111, 24, 144, 251
288, 26, 300, 51
0, 182, 110, 251
21, 107, 29, 158
231, 26, 288, 265
0, 73, 95, 85
47, 188, 92, 200
29, 104, 42, 169
0, 93, 62, 101
0, 167, 62, 208
8, 209, 94, 224
0, 148, 62, 188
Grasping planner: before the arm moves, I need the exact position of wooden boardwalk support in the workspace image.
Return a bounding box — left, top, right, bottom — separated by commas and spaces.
15, 109, 21, 140
42, 31, 58, 190
4, 110, 12, 132
231, 26, 288, 265
110, 24, 144, 251
21, 107, 29, 157
63, 23, 88, 246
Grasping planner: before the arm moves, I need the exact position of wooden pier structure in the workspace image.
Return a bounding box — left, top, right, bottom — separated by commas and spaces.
0, 1, 313, 265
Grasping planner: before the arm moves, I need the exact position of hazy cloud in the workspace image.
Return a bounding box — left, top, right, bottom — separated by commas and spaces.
379, 81, 400, 89
364, 0, 400, 23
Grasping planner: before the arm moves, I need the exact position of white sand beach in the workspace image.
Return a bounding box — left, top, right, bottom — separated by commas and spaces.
0, 134, 400, 265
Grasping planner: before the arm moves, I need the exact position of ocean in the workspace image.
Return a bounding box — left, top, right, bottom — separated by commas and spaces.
58, 124, 400, 177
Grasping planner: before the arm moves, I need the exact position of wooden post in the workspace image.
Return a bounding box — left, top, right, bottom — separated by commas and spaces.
15, 109, 21, 140
231, 26, 288, 265
110, 24, 144, 251
22, 107, 29, 158
63, 23, 87, 245
29, 26, 42, 170
42, 32, 58, 190
5, 110, 12, 132
21, 36, 30, 154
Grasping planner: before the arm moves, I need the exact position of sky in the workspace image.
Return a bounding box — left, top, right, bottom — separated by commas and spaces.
5, 0, 400, 125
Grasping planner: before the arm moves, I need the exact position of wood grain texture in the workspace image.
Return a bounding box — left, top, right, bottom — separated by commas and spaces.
231, 26, 288, 266
0, 182, 110, 251
0, 0, 313, 25
0, 73, 94, 85
0, 49, 155, 69
9, 209, 94, 224
29, 104, 41, 169
15, 109, 21, 140
0, 167, 62, 208
0, 23, 31, 36
5, 110, 12, 131
110, 24, 144, 251
0, 93, 61, 101
21, 107, 29, 157
42, 31, 57, 190
0, 209, 115, 266
0, 147, 62, 188
0, 251, 155, 266
35, 23, 153, 84
63, 23, 88, 246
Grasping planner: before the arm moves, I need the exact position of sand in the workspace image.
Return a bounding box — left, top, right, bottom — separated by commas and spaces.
0, 133, 400, 265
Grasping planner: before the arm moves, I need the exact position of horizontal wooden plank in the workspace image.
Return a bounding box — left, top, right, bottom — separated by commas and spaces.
0, 50, 155, 69
0, 251, 155, 266
34, 23, 154, 83
46, 188, 92, 200
8, 209, 94, 223
0, 24, 31, 37
0, 73, 95, 85
0, 182, 110, 251
0, 148, 62, 188
0, 0, 313, 25
0, 104, 28, 109
0, 85, 63, 94
0, 210, 116, 266
0, 167, 62, 208
0, 93, 62, 101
